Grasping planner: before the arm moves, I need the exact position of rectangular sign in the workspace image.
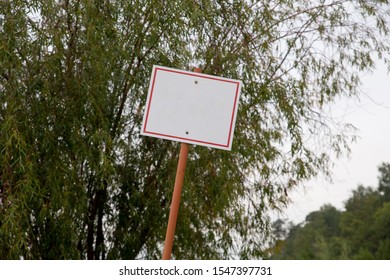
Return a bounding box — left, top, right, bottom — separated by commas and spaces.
141, 65, 242, 150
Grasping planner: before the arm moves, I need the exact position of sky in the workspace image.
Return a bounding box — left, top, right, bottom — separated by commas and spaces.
278, 61, 390, 224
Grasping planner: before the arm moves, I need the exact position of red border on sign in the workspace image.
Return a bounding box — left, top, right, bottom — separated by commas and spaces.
142, 67, 240, 149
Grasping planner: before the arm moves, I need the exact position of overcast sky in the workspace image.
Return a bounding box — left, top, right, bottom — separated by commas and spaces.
279, 61, 390, 224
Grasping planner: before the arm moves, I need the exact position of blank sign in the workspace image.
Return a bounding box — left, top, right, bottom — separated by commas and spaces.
141, 65, 242, 150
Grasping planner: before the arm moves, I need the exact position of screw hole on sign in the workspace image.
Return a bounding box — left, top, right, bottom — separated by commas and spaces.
186, 131, 189, 135
194, 80, 198, 84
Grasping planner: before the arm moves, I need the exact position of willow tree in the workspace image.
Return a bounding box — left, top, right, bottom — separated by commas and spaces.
1, 0, 389, 259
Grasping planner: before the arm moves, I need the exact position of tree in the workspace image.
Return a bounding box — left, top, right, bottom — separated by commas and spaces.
270, 165, 390, 260
270, 205, 343, 259
1, 0, 390, 259
371, 202, 390, 259
378, 163, 390, 202
339, 186, 383, 259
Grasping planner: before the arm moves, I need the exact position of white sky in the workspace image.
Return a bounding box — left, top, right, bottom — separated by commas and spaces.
279, 61, 390, 224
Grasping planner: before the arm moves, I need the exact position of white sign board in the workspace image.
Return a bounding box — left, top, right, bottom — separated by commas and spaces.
141, 65, 242, 151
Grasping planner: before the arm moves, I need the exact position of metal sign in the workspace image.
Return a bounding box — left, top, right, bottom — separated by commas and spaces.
141, 65, 242, 150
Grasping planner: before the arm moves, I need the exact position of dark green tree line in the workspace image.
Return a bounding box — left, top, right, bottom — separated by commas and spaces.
270, 163, 390, 259
1, 1, 390, 259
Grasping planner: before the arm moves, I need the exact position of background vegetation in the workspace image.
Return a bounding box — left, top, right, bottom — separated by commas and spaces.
270, 163, 390, 259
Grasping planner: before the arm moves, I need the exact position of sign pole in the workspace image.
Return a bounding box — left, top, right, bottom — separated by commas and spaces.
162, 67, 202, 260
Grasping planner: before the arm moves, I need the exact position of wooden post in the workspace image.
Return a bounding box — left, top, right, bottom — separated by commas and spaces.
161, 67, 202, 260
161, 142, 189, 260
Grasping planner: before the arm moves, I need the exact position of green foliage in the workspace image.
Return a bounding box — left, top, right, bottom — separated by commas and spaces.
378, 163, 390, 202
1, 1, 390, 259
339, 186, 383, 258
269, 204, 343, 259
270, 163, 390, 260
